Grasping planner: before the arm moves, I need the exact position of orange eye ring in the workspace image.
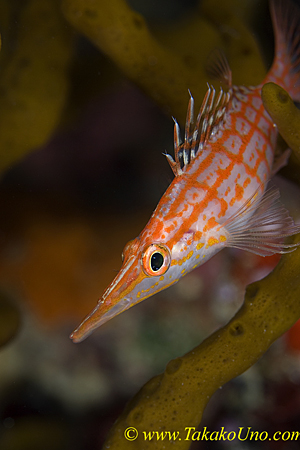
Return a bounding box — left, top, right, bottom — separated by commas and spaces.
141, 243, 171, 276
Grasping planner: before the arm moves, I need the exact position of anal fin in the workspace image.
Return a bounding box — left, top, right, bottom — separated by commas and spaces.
220, 185, 300, 256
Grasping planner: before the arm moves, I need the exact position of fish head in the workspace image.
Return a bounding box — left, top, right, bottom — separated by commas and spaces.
70, 235, 175, 342
70, 222, 216, 342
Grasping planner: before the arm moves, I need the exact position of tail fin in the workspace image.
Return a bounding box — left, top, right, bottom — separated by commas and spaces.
266, 0, 300, 102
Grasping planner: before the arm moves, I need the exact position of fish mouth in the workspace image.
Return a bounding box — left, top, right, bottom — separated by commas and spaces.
70, 296, 132, 343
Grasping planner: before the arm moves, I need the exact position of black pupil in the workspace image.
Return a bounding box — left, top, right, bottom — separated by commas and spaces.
151, 252, 164, 272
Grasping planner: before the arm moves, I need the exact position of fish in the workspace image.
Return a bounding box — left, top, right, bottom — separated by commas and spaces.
71, 0, 300, 343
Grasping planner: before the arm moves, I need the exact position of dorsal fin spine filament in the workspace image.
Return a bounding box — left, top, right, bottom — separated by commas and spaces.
165, 84, 231, 176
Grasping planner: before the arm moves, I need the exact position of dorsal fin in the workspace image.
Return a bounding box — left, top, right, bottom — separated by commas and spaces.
165, 86, 231, 176
206, 49, 232, 88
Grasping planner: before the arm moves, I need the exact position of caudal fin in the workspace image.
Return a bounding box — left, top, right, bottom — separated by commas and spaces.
266, 0, 300, 102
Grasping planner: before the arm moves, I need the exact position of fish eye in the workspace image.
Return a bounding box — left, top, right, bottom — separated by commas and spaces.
151, 252, 164, 271
141, 243, 171, 276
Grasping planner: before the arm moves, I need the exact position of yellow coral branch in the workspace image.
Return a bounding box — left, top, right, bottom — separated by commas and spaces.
62, 0, 207, 124
103, 236, 300, 449
261, 82, 300, 161
0, 0, 73, 173
62, 0, 266, 124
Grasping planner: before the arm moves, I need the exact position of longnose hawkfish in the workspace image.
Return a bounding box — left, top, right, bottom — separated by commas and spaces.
71, 0, 300, 342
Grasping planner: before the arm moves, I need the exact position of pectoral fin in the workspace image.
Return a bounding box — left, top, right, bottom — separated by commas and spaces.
221, 186, 300, 256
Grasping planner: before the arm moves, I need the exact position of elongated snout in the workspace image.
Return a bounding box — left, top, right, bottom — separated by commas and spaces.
70, 295, 133, 342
